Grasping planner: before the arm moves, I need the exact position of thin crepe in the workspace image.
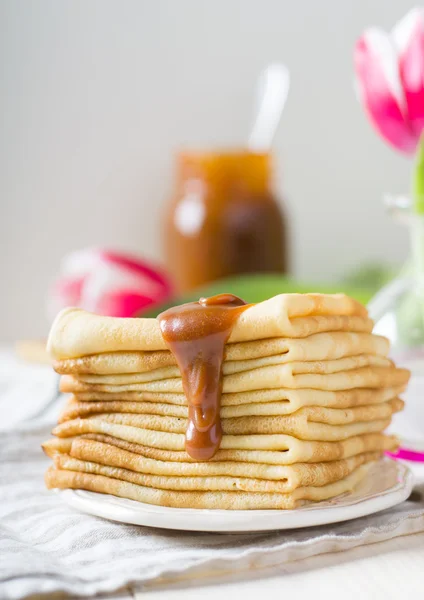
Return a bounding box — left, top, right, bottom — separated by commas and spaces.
45, 462, 373, 509
58, 391, 404, 422
73, 354, 393, 385
53, 449, 379, 492
54, 399, 403, 433
42, 432, 399, 465
69, 385, 407, 408
53, 332, 390, 375
60, 364, 410, 394
51, 404, 400, 444
47, 294, 370, 359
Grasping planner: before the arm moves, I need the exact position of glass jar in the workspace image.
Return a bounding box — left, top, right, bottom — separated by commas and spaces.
369, 197, 424, 456
164, 151, 288, 293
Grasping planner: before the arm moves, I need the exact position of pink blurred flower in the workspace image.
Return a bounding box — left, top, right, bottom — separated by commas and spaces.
354, 8, 424, 154
48, 249, 173, 318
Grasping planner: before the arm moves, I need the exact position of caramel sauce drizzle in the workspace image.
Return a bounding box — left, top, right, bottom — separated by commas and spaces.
158, 294, 248, 460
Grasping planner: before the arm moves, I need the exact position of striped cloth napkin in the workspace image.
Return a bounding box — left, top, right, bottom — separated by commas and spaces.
2, 350, 424, 600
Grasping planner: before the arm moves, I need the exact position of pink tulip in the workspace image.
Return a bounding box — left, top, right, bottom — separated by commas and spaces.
354, 8, 424, 154
48, 248, 173, 319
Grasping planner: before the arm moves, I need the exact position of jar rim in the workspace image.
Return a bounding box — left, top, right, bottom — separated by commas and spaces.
176, 148, 271, 160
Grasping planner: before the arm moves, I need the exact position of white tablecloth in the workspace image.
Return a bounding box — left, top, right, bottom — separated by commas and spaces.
1, 350, 423, 600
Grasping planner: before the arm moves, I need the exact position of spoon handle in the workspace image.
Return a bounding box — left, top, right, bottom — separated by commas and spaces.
248, 63, 290, 152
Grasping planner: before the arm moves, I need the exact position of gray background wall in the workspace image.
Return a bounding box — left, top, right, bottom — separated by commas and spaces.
0, 0, 414, 340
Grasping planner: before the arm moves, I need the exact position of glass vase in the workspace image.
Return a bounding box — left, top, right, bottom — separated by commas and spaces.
369, 196, 424, 458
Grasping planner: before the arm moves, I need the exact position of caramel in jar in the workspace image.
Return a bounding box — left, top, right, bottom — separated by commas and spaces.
164, 151, 288, 292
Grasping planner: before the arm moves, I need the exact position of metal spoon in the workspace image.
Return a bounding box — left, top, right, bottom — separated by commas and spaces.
248, 63, 290, 152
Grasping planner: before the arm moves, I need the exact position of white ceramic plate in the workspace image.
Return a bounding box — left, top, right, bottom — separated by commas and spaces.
60, 459, 413, 533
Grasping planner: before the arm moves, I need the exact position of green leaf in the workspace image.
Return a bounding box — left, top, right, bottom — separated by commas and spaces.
141, 274, 373, 318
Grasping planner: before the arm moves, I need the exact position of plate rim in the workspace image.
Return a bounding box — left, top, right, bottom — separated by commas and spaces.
59, 460, 414, 532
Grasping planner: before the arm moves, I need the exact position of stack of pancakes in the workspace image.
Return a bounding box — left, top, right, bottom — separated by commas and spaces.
43, 294, 409, 510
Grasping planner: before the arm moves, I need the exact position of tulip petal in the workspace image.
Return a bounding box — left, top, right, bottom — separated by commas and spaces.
355, 29, 418, 154
394, 8, 424, 139
97, 291, 156, 318
79, 256, 170, 316
48, 249, 172, 319
100, 250, 172, 297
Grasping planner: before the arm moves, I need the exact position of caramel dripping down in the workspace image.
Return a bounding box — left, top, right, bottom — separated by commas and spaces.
158, 294, 248, 460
